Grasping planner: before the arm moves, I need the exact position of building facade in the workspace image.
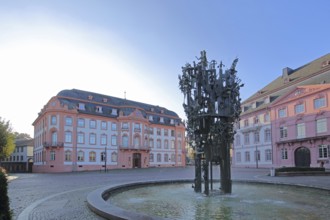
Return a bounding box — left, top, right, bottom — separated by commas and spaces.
271, 84, 330, 168
233, 53, 330, 168
32, 89, 186, 173
1, 138, 34, 172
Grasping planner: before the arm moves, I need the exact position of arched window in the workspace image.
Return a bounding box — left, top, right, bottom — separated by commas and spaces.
78, 151, 84, 161
134, 135, 140, 147
164, 154, 169, 162
89, 151, 96, 162
111, 152, 118, 162
65, 150, 71, 161
149, 153, 154, 162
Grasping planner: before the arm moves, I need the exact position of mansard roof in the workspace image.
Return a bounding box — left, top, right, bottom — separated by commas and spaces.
15, 138, 34, 147
56, 89, 181, 125
241, 53, 330, 116
243, 53, 330, 104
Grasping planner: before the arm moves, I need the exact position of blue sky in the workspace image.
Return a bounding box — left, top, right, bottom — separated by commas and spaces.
1, 0, 330, 136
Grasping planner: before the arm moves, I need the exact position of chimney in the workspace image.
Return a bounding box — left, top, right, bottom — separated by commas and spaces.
282, 67, 293, 78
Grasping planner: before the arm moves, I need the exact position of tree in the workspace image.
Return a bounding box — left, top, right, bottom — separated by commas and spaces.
13, 132, 31, 140
0, 117, 15, 163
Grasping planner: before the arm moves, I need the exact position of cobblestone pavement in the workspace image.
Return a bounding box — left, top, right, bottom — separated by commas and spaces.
7, 167, 330, 220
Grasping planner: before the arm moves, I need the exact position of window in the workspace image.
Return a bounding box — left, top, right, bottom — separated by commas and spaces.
78, 151, 84, 161
65, 117, 73, 126
157, 139, 161, 148
319, 145, 328, 158
134, 135, 140, 147
164, 129, 168, 136
77, 132, 85, 144
295, 103, 304, 114
101, 134, 107, 145
65, 150, 71, 161
65, 131, 72, 143
149, 153, 154, 162
134, 123, 141, 132
235, 135, 241, 146
157, 128, 161, 136
278, 108, 287, 118
164, 154, 169, 162
78, 103, 85, 110
160, 117, 164, 123
111, 123, 117, 131
149, 138, 154, 148
254, 131, 260, 144
314, 97, 326, 109
317, 118, 327, 133
244, 133, 250, 145
157, 153, 161, 162
101, 121, 107, 130
89, 133, 96, 145
96, 106, 103, 113
296, 123, 305, 138
171, 140, 175, 149
111, 108, 117, 115
178, 140, 182, 149
280, 127, 288, 138
111, 135, 117, 146
245, 151, 250, 162
78, 118, 85, 127
51, 115, 57, 125
171, 154, 175, 162
50, 150, 55, 161
111, 152, 117, 162
236, 152, 241, 162
89, 151, 96, 162
122, 122, 129, 130
244, 119, 249, 127
265, 149, 272, 161
281, 148, 288, 159
51, 132, 57, 145
171, 130, 175, 137
122, 135, 129, 147
254, 150, 260, 161
90, 120, 96, 129
264, 129, 271, 142
164, 140, 169, 149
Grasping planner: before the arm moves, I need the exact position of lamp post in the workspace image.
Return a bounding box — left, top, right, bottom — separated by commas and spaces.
179, 50, 243, 194
104, 146, 107, 172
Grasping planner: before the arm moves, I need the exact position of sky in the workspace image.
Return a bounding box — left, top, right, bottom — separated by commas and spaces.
1, 0, 330, 137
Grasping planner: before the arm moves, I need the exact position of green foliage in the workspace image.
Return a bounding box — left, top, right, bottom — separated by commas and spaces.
13, 132, 31, 140
0, 170, 11, 220
0, 117, 16, 160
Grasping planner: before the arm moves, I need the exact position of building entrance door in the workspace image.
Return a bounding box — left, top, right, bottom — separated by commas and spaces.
295, 147, 310, 167
133, 153, 141, 168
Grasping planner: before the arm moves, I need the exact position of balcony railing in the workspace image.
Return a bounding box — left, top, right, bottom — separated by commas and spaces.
119, 145, 151, 151
43, 142, 64, 148
239, 122, 262, 132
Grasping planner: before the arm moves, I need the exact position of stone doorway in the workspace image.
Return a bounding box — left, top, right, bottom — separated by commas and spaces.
295, 147, 310, 167
133, 153, 141, 168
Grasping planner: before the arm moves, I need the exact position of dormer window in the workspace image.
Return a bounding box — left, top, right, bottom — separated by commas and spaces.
161, 109, 164, 114
103, 98, 108, 103
149, 115, 153, 121
88, 95, 93, 100
111, 108, 117, 115
160, 117, 164, 123
151, 107, 154, 112
78, 103, 85, 110
96, 106, 103, 113
170, 119, 174, 125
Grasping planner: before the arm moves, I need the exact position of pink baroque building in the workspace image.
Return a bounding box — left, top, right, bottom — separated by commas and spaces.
233, 53, 330, 168
271, 84, 330, 168
32, 89, 186, 173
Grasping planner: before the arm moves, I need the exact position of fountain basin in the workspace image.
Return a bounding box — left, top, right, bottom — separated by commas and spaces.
87, 180, 330, 220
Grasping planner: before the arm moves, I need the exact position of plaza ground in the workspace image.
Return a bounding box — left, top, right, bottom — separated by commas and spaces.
7, 166, 330, 220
